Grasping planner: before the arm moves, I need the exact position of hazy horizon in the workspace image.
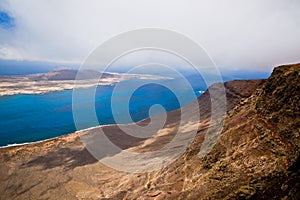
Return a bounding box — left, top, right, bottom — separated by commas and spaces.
1, 0, 300, 73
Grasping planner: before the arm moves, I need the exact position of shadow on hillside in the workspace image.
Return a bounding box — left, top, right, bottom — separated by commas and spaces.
22, 147, 98, 170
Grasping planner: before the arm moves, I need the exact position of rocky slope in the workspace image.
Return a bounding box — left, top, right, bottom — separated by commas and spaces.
147, 63, 299, 199
0, 64, 299, 199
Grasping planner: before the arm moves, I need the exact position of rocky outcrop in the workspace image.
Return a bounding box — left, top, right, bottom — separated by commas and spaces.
256, 63, 300, 141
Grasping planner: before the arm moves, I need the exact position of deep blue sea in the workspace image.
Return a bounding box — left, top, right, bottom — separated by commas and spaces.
0, 78, 204, 147
0, 61, 271, 147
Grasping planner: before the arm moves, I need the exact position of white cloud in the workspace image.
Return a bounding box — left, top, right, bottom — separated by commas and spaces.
0, 0, 300, 71
0, 45, 24, 60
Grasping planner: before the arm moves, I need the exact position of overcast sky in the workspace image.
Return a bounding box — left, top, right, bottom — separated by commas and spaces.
0, 0, 300, 72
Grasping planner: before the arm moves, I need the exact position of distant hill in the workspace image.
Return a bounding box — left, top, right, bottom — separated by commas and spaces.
26, 69, 117, 81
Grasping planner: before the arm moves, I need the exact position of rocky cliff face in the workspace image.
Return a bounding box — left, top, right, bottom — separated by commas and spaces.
256, 63, 300, 142
156, 63, 299, 199
0, 64, 299, 199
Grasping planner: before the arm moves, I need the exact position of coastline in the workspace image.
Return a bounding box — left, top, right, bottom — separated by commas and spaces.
0, 113, 164, 149
0, 138, 60, 149
0, 124, 106, 150
0, 70, 171, 97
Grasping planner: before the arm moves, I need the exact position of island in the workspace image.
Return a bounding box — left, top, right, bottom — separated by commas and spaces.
0, 69, 168, 96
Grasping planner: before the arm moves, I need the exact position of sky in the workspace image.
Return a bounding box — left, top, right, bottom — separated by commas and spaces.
0, 0, 300, 72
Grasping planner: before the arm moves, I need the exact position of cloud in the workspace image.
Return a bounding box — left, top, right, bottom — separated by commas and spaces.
0, 0, 300, 71
0, 45, 23, 60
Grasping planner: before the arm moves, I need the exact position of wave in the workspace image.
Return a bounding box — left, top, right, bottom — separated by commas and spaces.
0, 138, 57, 149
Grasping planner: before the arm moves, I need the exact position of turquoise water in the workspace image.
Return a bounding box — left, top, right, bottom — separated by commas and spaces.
0, 78, 203, 147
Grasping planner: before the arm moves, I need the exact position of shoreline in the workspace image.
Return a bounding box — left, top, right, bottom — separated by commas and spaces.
0, 70, 171, 97
0, 114, 163, 149
0, 81, 114, 97
0, 124, 112, 150
0, 91, 203, 149
0, 70, 185, 149
0, 137, 61, 149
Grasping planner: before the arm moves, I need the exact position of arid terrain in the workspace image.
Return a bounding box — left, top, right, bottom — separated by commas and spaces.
0, 69, 167, 96
0, 64, 299, 199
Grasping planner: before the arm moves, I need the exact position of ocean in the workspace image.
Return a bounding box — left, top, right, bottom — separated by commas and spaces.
0, 60, 272, 147
0, 78, 204, 147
